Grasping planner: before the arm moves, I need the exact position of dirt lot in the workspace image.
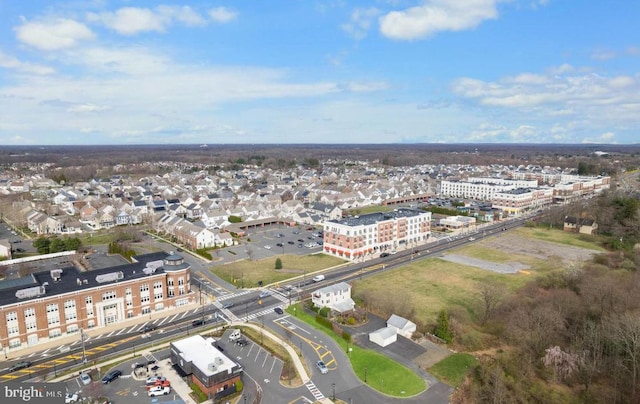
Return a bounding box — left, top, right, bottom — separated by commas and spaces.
442, 229, 600, 274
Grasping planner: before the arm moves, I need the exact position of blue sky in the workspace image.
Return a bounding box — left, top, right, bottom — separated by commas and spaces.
0, 0, 639, 145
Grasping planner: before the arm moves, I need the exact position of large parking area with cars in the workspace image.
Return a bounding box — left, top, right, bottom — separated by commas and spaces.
209, 224, 324, 265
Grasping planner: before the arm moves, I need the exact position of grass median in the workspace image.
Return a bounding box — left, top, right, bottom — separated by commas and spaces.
286, 303, 426, 397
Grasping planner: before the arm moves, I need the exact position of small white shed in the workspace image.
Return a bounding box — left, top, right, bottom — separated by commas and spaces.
387, 314, 417, 339
368, 326, 397, 347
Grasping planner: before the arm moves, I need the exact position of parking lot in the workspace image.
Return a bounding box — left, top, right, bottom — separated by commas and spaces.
63, 350, 180, 404
211, 224, 324, 265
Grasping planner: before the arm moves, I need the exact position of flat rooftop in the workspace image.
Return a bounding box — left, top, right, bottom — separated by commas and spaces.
173, 335, 237, 377
329, 208, 426, 227
0, 252, 181, 307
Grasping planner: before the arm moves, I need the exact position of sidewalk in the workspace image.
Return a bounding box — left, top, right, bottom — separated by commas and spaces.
5, 297, 205, 360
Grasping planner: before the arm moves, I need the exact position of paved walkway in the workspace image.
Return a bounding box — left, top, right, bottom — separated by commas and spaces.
5, 298, 206, 360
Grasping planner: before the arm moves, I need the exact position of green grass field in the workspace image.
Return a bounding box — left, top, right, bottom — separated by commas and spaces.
355, 227, 604, 325
287, 304, 426, 396
211, 254, 346, 287
516, 227, 606, 251
429, 353, 478, 387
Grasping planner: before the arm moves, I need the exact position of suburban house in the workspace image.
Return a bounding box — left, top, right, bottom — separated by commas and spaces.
170, 335, 243, 400
563, 216, 598, 235
369, 326, 397, 347
387, 314, 417, 339
311, 281, 355, 313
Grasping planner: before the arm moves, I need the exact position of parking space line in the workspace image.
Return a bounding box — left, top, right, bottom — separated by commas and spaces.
270, 357, 277, 373
262, 353, 268, 368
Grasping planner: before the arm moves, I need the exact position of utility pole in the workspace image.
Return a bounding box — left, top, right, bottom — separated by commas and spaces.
81, 328, 87, 363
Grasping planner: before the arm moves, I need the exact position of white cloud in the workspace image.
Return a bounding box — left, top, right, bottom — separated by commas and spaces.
158, 5, 207, 26
208, 7, 238, 23
14, 18, 95, 50
67, 103, 110, 113
87, 7, 167, 35
87, 5, 207, 35
0, 50, 55, 75
342, 7, 380, 40
343, 81, 389, 92
379, 0, 501, 40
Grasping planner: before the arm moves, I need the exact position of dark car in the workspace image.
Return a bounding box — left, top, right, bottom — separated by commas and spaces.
287, 241, 295, 245
236, 338, 249, 347
380, 252, 390, 258
274, 307, 284, 315
102, 369, 122, 384
297, 239, 304, 242
192, 319, 204, 327
15, 248, 25, 252
222, 302, 234, 309
140, 324, 157, 333
276, 243, 283, 247
9, 361, 31, 372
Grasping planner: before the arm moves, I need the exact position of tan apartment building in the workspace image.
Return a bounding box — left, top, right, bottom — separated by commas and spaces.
322, 208, 431, 260
0, 252, 194, 355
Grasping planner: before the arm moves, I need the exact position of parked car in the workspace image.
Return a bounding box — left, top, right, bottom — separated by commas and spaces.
147, 386, 171, 397
274, 307, 284, 315
80, 372, 92, 385
236, 338, 249, 347
264, 245, 271, 249
146, 380, 170, 390
297, 238, 304, 242
140, 324, 157, 333
101, 369, 122, 384
9, 361, 31, 372
287, 241, 295, 245
276, 243, 284, 247
380, 252, 390, 258
65, 393, 79, 403
15, 248, 25, 252
316, 360, 328, 374
228, 329, 241, 341
145, 376, 167, 385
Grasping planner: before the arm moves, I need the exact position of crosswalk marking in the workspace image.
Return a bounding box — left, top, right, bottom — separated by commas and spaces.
305, 381, 325, 401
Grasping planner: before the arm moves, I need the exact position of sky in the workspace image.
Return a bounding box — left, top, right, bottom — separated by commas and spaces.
0, 0, 639, 146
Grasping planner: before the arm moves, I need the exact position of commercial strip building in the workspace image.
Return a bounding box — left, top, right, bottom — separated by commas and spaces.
491, 187, 554, 215
0, 252, 195, 355
322, 208, 431, 260
170, 335, 243, 400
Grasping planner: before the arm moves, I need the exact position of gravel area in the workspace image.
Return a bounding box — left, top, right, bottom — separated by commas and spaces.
439, 254, 529, 274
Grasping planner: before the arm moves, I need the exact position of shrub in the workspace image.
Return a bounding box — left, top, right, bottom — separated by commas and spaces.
228, 215, 242, 223
189, 382, 208, 403
196, 249, 212, 260
318, 307, 330, 317
434, 310, 454, 343
347, 316, 356, 325
235, 380, 243, 392
275, 258, 282, 269
342, 330, 351, 342
315, 314, 332, 330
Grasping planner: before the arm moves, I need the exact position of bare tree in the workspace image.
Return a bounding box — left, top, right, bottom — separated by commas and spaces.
608, 312, 640, 402
479, 281, 504, 325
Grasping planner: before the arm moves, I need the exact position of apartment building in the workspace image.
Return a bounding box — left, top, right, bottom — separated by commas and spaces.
0, 252, 194, 355
492, 187, 554, 215
322, 208, 431, 260
440, 178, 538, 200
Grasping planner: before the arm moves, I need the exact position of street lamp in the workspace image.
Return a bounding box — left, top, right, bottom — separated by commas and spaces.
332, 382, 336, 401
364, 367, 367, 383
80, 328, 87, 363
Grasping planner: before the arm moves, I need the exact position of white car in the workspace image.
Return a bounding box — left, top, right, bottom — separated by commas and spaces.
80, 372, 91, 385
148, 386, 171, 397
65, 393, 79, 403
316, 360, 328, 374
264, 245, 271, 249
